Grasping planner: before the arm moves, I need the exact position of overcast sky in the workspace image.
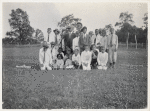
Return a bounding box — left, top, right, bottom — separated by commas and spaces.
3, 2, 147, 40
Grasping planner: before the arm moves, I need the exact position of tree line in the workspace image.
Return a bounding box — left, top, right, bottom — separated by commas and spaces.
3, 8, 148, 48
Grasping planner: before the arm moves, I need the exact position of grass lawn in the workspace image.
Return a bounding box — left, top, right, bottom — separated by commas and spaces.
2, 45, 147, 109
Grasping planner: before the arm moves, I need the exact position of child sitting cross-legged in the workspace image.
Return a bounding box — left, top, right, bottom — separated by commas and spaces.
72, 46, 81, 69
97, 46, 108, 70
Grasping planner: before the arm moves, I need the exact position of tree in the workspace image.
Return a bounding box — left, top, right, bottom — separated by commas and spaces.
58, 14, 81, 31
35, 29, 44, 42
8, 8, 34, 44
115, 11, 134, 49
132, 25, 138, 49
143, 13, 148, 49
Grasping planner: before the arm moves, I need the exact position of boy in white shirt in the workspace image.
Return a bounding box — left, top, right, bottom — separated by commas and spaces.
97, 46, 108, 70
72, 46, 81, 69
39, 41, 52, 70
81, 45, 92, 70
72, 31, 80, 51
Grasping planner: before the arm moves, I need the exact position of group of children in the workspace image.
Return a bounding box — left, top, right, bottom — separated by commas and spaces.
39, 41, 108, 70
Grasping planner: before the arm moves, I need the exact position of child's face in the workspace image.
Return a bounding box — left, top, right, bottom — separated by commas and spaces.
101, 48, 105, 53
92, 45, 96, 50
67, 50, 71, 54
58, 55, 61, 59
85, 46, 89, 51
74, 50, 78, 55
58, 49, 62, 53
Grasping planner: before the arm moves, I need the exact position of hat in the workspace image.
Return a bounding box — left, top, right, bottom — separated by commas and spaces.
53, 29, 60, 33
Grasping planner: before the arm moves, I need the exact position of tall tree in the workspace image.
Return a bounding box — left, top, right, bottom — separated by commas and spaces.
143, 13, 148, 49
115, 11, 134, 49
35, 29, 44, 42
132, 25, 138, 49
8, 8, 34, 44
58, 14, 81, 31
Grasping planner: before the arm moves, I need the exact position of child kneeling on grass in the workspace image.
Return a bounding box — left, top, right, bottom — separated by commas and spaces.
97, 46, 108, 70
81, 45, 92, 70
72, 46, 81, 69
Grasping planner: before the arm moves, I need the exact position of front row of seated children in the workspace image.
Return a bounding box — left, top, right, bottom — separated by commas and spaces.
51, 45, 108, 70
39, 41, 108, 70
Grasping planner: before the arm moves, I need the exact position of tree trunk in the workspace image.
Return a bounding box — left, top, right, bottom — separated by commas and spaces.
126, 32, 129, 49
135, 34, 137, 49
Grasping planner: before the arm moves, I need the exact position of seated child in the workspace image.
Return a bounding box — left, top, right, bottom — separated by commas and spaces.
97, 46, 108, 70
65, 59, 74, 69
72, 46, 81, 69
81, 45, 92, 70
56, 54, 64, 69
52, 59, 58, 70
63, 47, 72, 62
58, 47, 64, 58
91, 44, 99, 69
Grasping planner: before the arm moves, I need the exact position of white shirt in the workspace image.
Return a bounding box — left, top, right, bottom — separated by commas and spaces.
72, 36, 79, 50
56, 59, 64, 68
93, 34, 102, 46
51, 46, 58, 60
72, 53, 81, 65
107, 34, 118, 49
39, 48, 52, 65
91, 35, 96, 45
81, 51, 92, 64
101, 36, 107, 50
97, 52, 108, 66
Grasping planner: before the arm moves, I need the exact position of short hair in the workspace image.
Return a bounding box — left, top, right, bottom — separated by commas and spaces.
81, 26, 87, 32
95, 29, 98, 32
58, 47, 63, 51
77, 22, 83, 26
57, 54, 63, 59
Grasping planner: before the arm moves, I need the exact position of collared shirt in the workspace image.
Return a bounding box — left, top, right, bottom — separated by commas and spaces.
91, 35, 96, 45
81, 51, 92, 64
72, 36, 79, 50
39, 48, 52, 65
107, 34, 118, 49
72, 53, 81, 65
97, 52, 108, 66
93, 34, 102, 46
101, 36, 107, 50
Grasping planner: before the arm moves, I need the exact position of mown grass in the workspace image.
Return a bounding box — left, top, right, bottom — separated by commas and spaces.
2, 45, 147, 109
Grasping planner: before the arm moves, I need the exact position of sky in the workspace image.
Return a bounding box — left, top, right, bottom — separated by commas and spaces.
3, 2, 148, 40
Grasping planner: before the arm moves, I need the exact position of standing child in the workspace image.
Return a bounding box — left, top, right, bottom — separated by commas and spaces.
72, 46, 81, 69
56, 54, 64, 69
81, 45, 92, 70
97, 46, 108, 70
91, 44, 99, 69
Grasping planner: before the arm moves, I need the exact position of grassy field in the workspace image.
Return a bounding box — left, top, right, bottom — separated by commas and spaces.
2, 45, 147, 109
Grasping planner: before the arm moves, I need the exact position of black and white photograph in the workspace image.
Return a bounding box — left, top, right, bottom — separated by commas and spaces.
2, 0, 149, 109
